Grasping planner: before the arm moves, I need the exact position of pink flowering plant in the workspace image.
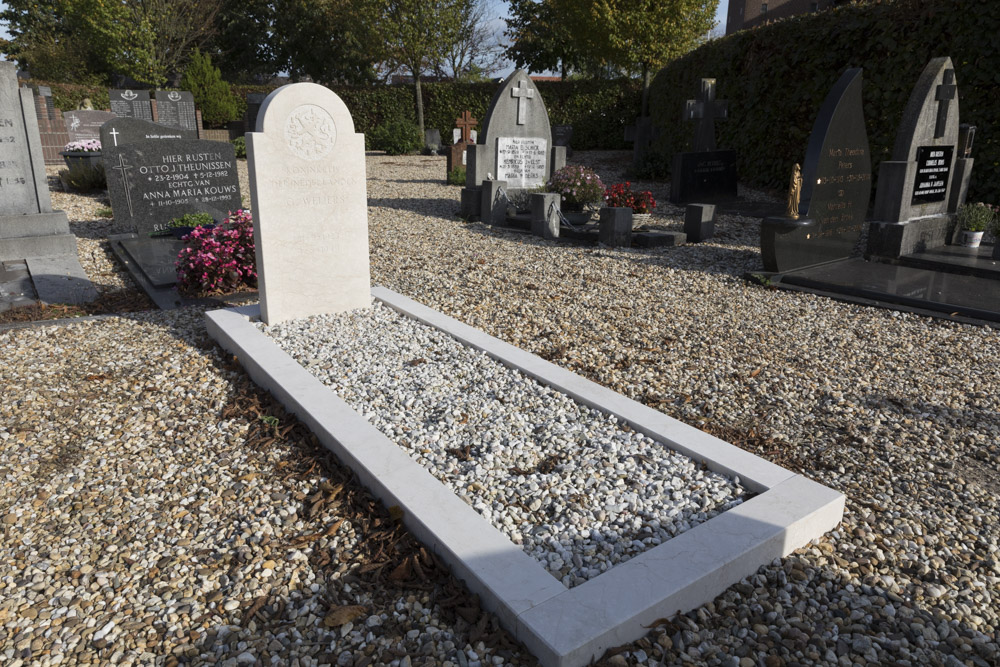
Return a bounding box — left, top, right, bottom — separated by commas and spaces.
547, 165, 605, 209
63, 139, 101, 152
176, 209, 257, 295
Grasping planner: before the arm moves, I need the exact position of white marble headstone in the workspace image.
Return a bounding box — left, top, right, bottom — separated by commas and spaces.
247, 83, 370, 325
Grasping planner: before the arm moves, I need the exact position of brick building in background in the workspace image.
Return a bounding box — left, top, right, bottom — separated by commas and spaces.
726, 0, 848, 34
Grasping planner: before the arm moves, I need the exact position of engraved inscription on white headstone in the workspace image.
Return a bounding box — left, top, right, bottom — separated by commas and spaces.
496, 137, 547, 187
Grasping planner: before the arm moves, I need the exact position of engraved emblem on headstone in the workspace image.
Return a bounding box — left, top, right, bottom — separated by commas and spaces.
934, 69, 956, 139
111, 153, 135, 217
168, 91, 181, 102
122, 90, 138, 101
284, 104, 336, 161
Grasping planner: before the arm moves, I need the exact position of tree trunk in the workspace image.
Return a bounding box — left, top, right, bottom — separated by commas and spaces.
414, 74, 425, 139
561, 59, 567, 82
641, 62, 650, 117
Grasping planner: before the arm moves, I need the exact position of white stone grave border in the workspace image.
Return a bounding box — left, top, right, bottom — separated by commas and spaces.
205, 286, 845, 667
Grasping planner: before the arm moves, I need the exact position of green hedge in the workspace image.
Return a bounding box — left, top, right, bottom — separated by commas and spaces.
649, 0, 1000, 203
41, 80, 642, 151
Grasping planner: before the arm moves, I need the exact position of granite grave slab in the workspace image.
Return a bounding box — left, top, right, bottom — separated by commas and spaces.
100, 116, 189, 150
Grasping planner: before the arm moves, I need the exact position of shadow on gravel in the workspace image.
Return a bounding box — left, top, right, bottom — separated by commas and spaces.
367, 196, 460, 220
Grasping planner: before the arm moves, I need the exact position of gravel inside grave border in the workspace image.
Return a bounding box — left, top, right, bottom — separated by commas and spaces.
259, 302, 748, 588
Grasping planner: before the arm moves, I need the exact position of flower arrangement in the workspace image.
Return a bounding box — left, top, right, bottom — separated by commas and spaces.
547, 165, 605, 209
603, 182, 656, 214
956, 202, 996, 233
63, 139, 101, 153
176, 209, 257, 295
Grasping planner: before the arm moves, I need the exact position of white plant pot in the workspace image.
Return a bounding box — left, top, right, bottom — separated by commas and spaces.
958, 230, 984, 248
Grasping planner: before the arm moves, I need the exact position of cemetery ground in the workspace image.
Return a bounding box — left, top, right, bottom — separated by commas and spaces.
1, 151, 998, 667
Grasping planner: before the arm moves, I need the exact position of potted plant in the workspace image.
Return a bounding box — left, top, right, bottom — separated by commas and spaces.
547, 165, 605, 224
151, 212, 217, 238
956, 202, 995, 248
603, 182, 656, 227
60, 139, 102, 171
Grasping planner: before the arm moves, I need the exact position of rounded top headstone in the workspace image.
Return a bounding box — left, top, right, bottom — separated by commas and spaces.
479, 69, 552, 147
256, 83, 356, 160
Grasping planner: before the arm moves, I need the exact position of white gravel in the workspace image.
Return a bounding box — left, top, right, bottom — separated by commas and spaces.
259, 303, 747, 587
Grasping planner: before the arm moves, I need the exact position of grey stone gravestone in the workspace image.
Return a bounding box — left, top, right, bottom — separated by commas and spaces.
104, 138, 241, 236
425, 128, 441, 150
460, 70, 566, 218
868, 57, 968, 258
552, 124, 573, 157
670, 79, 738, 204
110, 89, 153, 120
0, 62, 96, 303
154, 90, 199, 139
245, 93, 266, 132
761, 68, 872, 273
247, 82, 370, 325
64, 110, 116, 143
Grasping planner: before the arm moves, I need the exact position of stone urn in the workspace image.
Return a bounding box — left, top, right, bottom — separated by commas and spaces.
60, 151, 103, 171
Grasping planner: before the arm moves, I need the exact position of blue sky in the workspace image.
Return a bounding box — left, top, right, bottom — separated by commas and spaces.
0, 1, 731, 64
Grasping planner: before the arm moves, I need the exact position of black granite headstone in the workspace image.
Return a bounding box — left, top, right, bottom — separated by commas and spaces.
100, 117, 188, 150
104, 139, 241, 236
670, 79, 737, 204
552, 124, 573, 156
64, 110, 116, 143
154, 90, 198, 139
246, 93, 265, 132
109, 89, 153, 120
761, 68, 872, 273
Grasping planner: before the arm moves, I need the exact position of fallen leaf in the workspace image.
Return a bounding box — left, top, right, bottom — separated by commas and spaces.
323, 605, 366, 628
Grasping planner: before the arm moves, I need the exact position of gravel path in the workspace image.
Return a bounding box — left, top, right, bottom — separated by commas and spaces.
0, 153, 997, 666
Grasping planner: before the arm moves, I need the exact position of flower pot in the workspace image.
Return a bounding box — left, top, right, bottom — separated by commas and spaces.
563, 210, 593, 226
60, 151, 103, 171
632, 213, 653, 228
957, 230, 984, 248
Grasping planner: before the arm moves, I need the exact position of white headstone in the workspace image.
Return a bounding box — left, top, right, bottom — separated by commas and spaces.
247, 83, 370, 325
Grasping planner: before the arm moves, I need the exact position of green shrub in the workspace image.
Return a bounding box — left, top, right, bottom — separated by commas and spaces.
647, 0, 999, 203
169, 212, 216, 229
369, 118, 422, 155
180, 49, 240, 127
59, 163, 106, 192
447, 166, 466, 186
232, 136, 247, 158
630, 151, 671, 180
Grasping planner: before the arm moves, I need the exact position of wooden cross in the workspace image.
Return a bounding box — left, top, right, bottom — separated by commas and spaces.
684, 78, 728, 152
511, 80, 534, 126
112, 153, 135, 217
455, 110, 478, 144
935, 69, 956, 139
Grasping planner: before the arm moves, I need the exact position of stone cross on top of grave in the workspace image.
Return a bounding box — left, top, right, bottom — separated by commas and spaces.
934, 69, 956, 139
685, 78, 728, 152
511, 79, 535, 125
455, 110, 478, 143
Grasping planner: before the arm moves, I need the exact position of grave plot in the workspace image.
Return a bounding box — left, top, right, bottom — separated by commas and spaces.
207, 290, 845, 667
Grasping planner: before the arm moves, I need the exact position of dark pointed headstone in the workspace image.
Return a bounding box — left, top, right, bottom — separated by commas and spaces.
868, 57, 969, 257
761, 69, 872, 273
109, 89, 153, 120
154, 90, 198, 138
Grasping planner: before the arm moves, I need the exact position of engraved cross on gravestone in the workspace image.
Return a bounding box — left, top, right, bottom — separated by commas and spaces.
934, 69, 956, 139
511, 80, 534, 125
110, 154, 135, 217
685, 79, 728, 152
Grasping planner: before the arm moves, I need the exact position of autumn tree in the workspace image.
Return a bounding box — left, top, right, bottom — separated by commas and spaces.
553, 0, 718, 114
504, 0, 584, 80
432, 0, 507, 82
381, 0, 464, 137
